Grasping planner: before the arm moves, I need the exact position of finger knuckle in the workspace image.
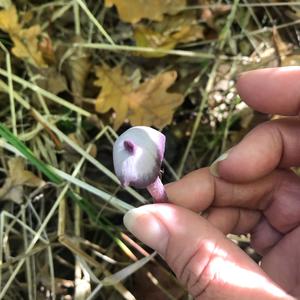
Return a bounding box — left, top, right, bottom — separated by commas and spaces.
167, 239, 220, 299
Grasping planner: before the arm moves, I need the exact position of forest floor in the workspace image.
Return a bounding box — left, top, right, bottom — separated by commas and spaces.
0, 1, 299, 299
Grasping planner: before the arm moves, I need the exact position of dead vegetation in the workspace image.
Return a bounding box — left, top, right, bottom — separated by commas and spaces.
0, 0, 299, 299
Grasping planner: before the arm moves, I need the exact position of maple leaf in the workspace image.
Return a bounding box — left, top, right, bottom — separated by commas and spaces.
0, 5, 47, 67
94, 66, 184, 130
105, 0, 186, 24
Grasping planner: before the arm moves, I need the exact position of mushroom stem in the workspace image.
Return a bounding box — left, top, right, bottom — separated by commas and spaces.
146, 177, 168, 203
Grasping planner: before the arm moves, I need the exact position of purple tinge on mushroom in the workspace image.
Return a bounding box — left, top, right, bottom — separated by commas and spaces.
113, 126, 168, 203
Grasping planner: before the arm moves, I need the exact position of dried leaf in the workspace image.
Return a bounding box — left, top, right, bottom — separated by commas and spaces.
200, 3, 230, 29
0, 0, 11, 9
12, 26, 47, 67
95, 66, 184, 130
134, 12, 204, 57
0, 157, 45, 204
38, 34, 56, 64
0, 5, 47, 67
35, 67, 68, 95
151, 11, 204, 44
0, 5, 19, 31
282, 54, 300, 67
105, 0, 186, 23
95, 65, 132, 130
68, 36, 91, 106
272, 28, 295, 66
128, 71, 184, 128
134, 27, 175, 57
272, 28, 291, 55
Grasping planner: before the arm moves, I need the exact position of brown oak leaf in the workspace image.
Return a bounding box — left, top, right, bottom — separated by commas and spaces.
104, 0, 186, 23
95, 66, 184, 130
134, 11, 204, 57
0, 157, 45, 204
0, 5, 47, 67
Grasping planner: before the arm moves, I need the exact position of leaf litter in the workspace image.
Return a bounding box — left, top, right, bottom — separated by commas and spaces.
0, 5, 48, 67
134, 11, 204, 57
0, 157, 44, 204
0, 1, 299, 299
94, 66, 184, 130
104, 0, 186, 23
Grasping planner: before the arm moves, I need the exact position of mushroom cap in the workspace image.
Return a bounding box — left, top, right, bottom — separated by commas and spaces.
113, 126, 165, 188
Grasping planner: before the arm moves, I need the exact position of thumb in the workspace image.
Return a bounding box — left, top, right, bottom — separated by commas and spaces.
123, 204, 292, 300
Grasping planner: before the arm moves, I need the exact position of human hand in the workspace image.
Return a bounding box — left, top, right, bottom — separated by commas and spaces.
123, 67, 300, 300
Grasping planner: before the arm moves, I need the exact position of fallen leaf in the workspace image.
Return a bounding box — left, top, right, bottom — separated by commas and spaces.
0, 5, 47, 67
134, 12, 204, 57
134, 27, 175, 56
0, 5, 19, 32
200, 3, 230, 29
68, 36, 91, 106
11, 26, 47, 67
105, 0, 186, 23
272, 28, 294, 66
38, 34, 56, 65
272, 28, 291, 54
0, 0, 11, 9
95, 65, 132, 130
282, 54, 300, 66
0, 157, 45, 204
95, 66, 184, 130
35, 67, 68, 95
128, 71, 184, 128
152, 11, 204, 44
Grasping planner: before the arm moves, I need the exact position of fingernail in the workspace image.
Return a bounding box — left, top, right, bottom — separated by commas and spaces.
123, 206, 169, 255
209, 151, 229, 177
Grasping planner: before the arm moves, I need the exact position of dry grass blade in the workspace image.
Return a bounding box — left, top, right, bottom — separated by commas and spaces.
75, 0, 115, 45
101, 252, 156, 286
0, 68, 91, 117
0, 1, 299, 299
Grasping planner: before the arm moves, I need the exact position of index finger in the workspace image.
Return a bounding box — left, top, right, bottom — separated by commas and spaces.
165, 168, 300, 234
165, 168, 277, 212
237, 67, 300, 116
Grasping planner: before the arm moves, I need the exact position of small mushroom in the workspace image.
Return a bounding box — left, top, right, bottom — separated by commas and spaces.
113, 126, 168, 203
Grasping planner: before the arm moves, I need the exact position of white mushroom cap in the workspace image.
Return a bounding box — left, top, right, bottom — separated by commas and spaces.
113, 126, 165, 188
